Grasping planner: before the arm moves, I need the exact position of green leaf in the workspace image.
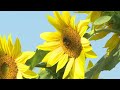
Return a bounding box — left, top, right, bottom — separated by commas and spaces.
94, 16, 112, 25
102, 11, 115, 16
83, 33, 91, 39
90, 31, 110, 40
110, 14, 120, 30
46, 64, 65, 79
87, 60, 94, 70
85, 43, 120, 79
38, 68, 53, 79
38, 64, 65, 79
26, 49, 49, 70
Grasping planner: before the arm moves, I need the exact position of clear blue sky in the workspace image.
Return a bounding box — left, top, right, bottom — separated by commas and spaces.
0, 11, 119, 79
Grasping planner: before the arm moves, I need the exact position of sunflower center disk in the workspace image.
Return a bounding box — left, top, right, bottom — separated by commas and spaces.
62, 27, 82, 58
0, 55, 18, 79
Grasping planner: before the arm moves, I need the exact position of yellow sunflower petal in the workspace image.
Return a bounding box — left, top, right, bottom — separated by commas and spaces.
70, 16, 76, 30
17, 71, 23, 79
81, 37, 90, 47
47, 15, 62, 32
79, 26, 88, 37
77, 19, 90, 33
40, 32, 61, 41
0, 36, 2, 49
0, 38, 2, 55
1, 36, 8, 54
83, 45, 92, 52
16, 51, 35, 64
47, 48, 64, 66
56, 54, 68, 73
8, 34, 13, 56
62, 11, 71, 25
54, 11, 67, 27
73, 51, 85, 79
73, 60, 84, 79
62, 58, 74, 79
85, 50, 97, 58
22, 70, 38, 79
42, 51, 52, 63
0, 36, 5, 55
47, 50, 64, 67
37, 41, 60, 51
0, 36, 4, 53
42, 47, 63, 63
69, 61, 75, 78
12, 38, 21, 59
17, 63, 29, 72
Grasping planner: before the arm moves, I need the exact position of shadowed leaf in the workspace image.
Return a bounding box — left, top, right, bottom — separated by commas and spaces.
26, 49, 49, 70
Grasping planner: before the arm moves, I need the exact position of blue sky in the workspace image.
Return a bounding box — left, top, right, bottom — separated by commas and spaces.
0, 11, 120, 79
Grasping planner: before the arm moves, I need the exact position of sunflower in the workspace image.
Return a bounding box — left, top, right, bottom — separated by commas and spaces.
37, 11, 97, 79
104, 33, 120, 55
0, 35, 38, 79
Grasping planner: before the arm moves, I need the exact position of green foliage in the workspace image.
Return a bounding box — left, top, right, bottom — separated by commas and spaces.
85, 43, 120, 79
110, 13, 120, 30
26, 49, 65, 79
38, 64, 65, 79
94, 16, 112, 25
83, 33, 91, 39
26, 49, 49, 70
38, 69, 54, 79
87, 60, 94, 70
102, 11, 115, 16
86, 61, 100, 79
90, 31, 110, 40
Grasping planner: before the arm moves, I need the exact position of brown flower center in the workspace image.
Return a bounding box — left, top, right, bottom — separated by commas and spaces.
61, 27, 82, 58
0, 54, 18, 79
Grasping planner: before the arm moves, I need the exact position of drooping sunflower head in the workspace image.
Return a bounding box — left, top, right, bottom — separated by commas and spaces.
0, 35, 38, 79
37, 11, 97, 79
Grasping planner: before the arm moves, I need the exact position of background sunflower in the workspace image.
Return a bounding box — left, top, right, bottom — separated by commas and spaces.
0, 35, 38, 79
